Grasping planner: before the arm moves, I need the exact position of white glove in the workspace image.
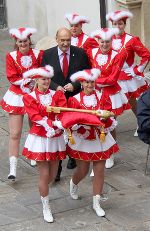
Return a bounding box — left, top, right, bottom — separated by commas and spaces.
36, 117, 55, 137
46, 127, 55, 138
124, 67, 136, 77
63, 130, 69, 144
71, 124, 80, 131
13, 79, 24, 86
20, 78, 32, 93
53, 120, 64, 130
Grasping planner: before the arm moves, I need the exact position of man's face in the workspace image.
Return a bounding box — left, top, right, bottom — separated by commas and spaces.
70, 23, 82, 37
56, 30, 71, 52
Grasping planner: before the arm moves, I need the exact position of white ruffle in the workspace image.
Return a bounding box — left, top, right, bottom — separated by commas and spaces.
109, 90, 129, 109
73, 125, 91, 139
3, 89, 24, 107
83, 94, 97, 107
21, 55, 32, 68
68, 132, 116, 153
24, 134, 66, 154
96, 54, 108, 66
39, 93, 52, 106
103, 118, 118, 133
36, 117, 56, 138
122, 62, 130, 70
112, 39, 122, 50
71, 37, 78, 46
118, 78, 147, 94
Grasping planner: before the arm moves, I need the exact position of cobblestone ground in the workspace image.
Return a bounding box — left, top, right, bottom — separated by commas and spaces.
0, 29, 150, 231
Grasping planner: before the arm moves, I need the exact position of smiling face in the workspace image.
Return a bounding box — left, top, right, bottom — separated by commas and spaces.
81, 80, 95, 95
98, 38, 112, 54
16, 37, 31, 54
112, 19, 126, 35
70, 22, 82, 37
56, 28, 71, 52
36, 77, 51, 92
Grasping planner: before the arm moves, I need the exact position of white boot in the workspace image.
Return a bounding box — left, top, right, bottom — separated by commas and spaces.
70, 179, 78, 200
134, 127, 138, 137
93, 195, 105, 217
8, 156, 18, 180
105, 155, 114, 169
90, 169, 94, 177
41, 196, 54, 223
30, 160, 37, 166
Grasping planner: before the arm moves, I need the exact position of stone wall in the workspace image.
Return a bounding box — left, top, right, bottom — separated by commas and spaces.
6, 0, 100, 42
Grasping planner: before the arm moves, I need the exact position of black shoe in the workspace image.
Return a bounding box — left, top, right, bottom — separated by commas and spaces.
67, 158, 76, 169
55, 173, 60, 182
8, 174, 16, 181
55, 161, 62, 182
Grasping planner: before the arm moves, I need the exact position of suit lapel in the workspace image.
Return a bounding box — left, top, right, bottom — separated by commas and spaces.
68, 46, 75, 76
54, 46, 63, 75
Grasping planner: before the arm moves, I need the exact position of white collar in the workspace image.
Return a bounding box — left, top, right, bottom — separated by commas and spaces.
57, 47, 70, 56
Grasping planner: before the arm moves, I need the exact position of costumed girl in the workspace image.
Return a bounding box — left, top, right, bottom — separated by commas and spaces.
106, 10, 150, 136
0, 27, 43, 180
65, 13, 98, 49
85, 28, 130, 169
67, 68, 119, 217
22, 65, 67, 223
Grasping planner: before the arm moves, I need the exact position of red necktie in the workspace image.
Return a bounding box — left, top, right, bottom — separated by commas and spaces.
62, 52, 68, 78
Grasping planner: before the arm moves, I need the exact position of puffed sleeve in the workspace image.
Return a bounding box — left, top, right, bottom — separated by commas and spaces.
68, 96, 81, 109
23, 94, 53, 129
52, 90, 67, 108
96, 48, 128, 86
37, 50, 44, 66
6, 53, 23, 85
127, 36, 150, 77
83, 37, 99, 53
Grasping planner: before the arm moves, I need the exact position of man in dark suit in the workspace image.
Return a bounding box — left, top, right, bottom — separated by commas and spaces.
41, 27, 90, 181
137, 89, 150, 144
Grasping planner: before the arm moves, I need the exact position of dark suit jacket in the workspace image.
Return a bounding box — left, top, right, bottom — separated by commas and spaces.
137, 89, 150, 144
41, 45, 90, 98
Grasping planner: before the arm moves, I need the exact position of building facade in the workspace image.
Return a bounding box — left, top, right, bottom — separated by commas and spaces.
4, 0, 150, 49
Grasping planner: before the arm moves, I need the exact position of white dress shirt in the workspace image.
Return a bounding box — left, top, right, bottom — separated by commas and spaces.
57, 47, 70, 70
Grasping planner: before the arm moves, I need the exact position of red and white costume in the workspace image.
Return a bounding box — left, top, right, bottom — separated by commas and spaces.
21, 65, 66, 161
22, 89, 67, 161
0, 28, 43, 114
86, 28, 130, 115
106, 11, 150, 98
65, 13, 98, 49
67, 69, 119, 161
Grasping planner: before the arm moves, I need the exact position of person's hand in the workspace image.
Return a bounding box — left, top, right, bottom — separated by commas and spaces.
124, 67, 135, 77
20, 78, 32, 93
64, 83, 74, 92
53, 120, 64, 129
71, 124, 80, 131
56, 86, 66, 92
46, 127, 55, 138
